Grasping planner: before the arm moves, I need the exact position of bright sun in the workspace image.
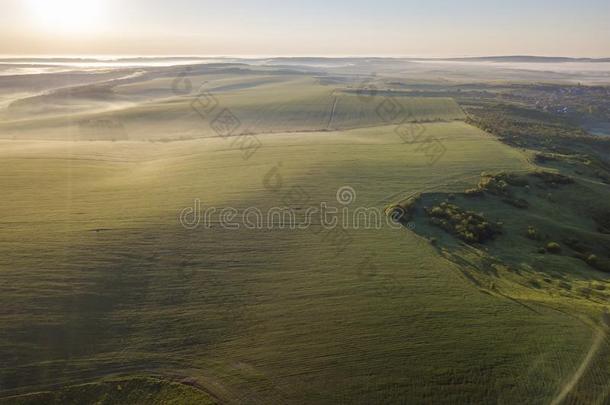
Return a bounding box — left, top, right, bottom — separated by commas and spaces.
26, 0, 105, 34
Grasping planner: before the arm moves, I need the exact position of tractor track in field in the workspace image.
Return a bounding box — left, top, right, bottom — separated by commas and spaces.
327, 95, 339, 129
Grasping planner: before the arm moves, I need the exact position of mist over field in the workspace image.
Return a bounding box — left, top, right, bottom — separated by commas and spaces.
2, 1, 610, 404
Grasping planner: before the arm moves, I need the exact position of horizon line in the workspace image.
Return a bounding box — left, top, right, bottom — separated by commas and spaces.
1, 54, 610, 60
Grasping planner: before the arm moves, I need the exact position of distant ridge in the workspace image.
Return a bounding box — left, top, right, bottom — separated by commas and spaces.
437, 56, 610, 63
1, 56, 609, 64
0, 57, 223, 64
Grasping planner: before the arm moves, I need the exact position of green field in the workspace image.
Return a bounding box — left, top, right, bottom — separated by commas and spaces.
0, 378, 217, 405
1, 61, 610, 404
1, 119, 604, 403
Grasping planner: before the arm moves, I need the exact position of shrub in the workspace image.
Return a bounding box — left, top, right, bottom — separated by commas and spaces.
546, 242, 562, 254
527, 226, 542, 241
430, 207, 444, 217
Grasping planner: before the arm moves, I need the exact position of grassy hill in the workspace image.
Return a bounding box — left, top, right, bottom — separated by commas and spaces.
0, 75, 465, 141
1, 121, 603, 403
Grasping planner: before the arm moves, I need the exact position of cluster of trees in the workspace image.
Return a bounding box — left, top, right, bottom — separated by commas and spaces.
529, 171, 574, 186
426, 202, 502, 244
562, 237, 610, 272
465, 171, 577, 209
529, 231, 610, 272
468, 172, 530, 208
465, 106, 588, 150
465, 104, 610, 177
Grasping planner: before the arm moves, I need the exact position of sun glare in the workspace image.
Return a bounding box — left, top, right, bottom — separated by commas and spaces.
25, 0, 104, 34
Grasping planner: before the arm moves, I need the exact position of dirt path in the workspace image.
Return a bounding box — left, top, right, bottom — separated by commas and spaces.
551, 325, 607, 405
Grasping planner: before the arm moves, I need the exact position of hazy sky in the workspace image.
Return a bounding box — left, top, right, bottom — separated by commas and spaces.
1, 0, 609, 57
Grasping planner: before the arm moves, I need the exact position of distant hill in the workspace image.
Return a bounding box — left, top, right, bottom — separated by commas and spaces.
437, 56, 610, 63
1, 56, 609, 66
